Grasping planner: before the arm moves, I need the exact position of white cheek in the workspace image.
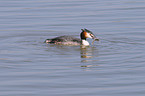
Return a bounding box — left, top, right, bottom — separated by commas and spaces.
86, 33, 92, 38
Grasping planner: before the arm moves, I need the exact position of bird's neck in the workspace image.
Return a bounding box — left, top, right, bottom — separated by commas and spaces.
81, 39, 89, 46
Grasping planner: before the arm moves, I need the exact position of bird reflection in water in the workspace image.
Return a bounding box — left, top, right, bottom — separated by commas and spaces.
80, 46, 93, 59
80, 46, 99, 69
80, 45, 99, 62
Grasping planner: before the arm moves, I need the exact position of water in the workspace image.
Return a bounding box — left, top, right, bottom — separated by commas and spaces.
0, 0, 145, 96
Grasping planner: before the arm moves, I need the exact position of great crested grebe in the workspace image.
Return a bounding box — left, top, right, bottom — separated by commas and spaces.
44, 29, 99, 46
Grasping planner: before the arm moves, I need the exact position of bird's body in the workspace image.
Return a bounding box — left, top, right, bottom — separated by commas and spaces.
45, 35, 81, 45
45, 29, 99, 46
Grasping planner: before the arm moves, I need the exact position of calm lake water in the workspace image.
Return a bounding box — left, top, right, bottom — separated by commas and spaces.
0, 0, 145, 96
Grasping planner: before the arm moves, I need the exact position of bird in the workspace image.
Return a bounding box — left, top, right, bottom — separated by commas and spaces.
44, 29, 99, 46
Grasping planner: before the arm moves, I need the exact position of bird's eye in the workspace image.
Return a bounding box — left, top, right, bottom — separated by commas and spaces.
90, 34, 93, 37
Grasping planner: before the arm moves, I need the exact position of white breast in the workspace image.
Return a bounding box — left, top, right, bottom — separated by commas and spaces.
81, 40, 90, 46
